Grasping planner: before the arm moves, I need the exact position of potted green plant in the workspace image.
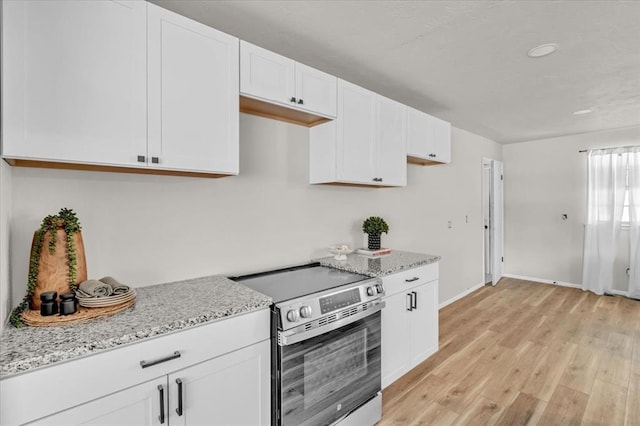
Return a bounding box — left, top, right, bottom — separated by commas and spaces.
10, 208, 87, 327
362, 216, 389, 250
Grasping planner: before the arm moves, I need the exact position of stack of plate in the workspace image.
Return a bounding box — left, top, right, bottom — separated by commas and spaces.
77, 288, 137, 308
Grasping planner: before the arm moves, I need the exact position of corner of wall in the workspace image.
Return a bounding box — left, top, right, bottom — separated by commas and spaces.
0, 160, 14, 334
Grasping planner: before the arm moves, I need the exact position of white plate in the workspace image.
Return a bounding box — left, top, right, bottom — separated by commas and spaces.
78, 289, 136, 308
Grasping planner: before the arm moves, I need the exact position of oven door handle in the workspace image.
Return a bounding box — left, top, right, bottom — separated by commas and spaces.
278, 300, 385, 346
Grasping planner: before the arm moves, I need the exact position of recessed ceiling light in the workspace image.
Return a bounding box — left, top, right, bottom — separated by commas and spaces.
573, 109, 592, 115
527, 43, 559, 58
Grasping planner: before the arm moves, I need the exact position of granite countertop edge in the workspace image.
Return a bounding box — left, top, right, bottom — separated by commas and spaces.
0, 275, 272, 379
316, 250, 441, 277
1, 250, 439, 378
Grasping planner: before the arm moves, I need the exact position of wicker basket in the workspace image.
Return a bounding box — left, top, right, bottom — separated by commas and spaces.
20, 299, 135, 327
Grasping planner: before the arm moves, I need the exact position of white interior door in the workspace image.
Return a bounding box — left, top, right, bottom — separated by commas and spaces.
492, 160, 504, 285
483, 160, 492, 283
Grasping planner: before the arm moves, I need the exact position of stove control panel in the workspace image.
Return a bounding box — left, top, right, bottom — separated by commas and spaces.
278, 278, 384, 329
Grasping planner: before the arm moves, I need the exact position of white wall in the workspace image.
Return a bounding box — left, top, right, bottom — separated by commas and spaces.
4, 114, 502, 318
0, 160, 13, 333
503, 126, 640, 291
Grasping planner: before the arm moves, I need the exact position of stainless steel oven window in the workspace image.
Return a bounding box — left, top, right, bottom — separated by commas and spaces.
303, 328, 368, 408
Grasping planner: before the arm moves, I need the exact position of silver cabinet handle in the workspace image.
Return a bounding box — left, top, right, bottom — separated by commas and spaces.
140, 351, 181, 369
405, 277, 419, 283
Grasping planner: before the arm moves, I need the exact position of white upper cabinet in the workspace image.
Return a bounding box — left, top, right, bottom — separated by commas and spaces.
1, 0, 147, 166
2, 1, 239, 176
406, 106, 452, 164
147, 4, 239, 175
310, 79, 406, 187
376, 96, 407, 186
335, 81, 377, 184
240, 41, 337, 119
295, 62, 338, 118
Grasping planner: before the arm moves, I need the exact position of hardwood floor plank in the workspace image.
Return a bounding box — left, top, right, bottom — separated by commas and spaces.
482, 341, 546, 406
596, 354, 632, 387
537, 385, 589, 426
381, 374, 450, 424
431, 330, 503, 382
583, 379, 627, 426
409, 402, 459, 426
626, 373, 640, 426
494, 392, 544, 426
436, 345, 515, 414
558, 345, 603, 394
381, 279, 640, 425
521, 340, 578, 401
451, 395, 503, 426
523, 285, 554, 307
569, 291, 599, 315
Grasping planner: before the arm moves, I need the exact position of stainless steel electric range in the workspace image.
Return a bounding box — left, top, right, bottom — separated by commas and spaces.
233, 262, 385, 426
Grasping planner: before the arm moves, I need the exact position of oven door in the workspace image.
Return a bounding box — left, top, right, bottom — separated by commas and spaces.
276, 309, 381, 426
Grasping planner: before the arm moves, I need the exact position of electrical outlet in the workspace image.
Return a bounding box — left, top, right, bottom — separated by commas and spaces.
448, 221, 452, 229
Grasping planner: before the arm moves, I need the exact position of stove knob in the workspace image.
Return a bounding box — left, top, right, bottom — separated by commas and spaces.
375, 284, 384, 294
299, 306, 313, 319
366, 286, 375, 297
286, 309, 300, 322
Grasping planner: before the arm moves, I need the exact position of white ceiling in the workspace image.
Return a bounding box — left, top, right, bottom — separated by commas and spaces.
151, 0, 640, 144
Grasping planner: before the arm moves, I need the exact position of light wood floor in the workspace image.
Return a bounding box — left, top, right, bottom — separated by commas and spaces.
379, 277, 640, 426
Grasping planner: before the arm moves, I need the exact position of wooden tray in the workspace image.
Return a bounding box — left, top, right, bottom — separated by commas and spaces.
20, 299, 135, 327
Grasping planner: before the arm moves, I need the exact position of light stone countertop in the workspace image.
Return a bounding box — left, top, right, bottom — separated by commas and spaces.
317, 250, 440, 277
1, 251, 438, 379
0, 275, 272, 378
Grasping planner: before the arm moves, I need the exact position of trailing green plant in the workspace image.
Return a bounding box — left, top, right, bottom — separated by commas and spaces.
362, 216, 389, 236
10, 208, 82, 327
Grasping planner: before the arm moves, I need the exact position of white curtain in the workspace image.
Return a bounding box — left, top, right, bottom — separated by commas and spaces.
582, 149, 627, 295
628, 148, 640, 299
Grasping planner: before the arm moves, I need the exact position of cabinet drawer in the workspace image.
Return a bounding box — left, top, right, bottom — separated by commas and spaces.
382, 263, 438, 297
0, 308, 270, 426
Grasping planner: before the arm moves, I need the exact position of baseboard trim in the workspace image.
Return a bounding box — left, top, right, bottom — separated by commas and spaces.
439, 282, 486, 309
502, 274, 630, 297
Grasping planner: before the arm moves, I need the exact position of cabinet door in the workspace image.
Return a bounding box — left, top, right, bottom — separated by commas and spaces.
336, 80, 376, 184
406, 107, 430, 158
295, 63, 337, 118
429, 116, 452, 163
240, 41, 295, 107
2, 0, 147, 166
375, 97, 407, 186
169, 340, 270, 426
409, 281, 439, 367
381, 292, 412, 388
29, 377, 167, 426
148, 4, 239, 174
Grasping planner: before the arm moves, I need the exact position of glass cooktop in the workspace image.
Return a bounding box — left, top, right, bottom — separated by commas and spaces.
231, 263, 370, 303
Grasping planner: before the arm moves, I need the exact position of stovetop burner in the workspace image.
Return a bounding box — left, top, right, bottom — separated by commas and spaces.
232, 262, 369, 303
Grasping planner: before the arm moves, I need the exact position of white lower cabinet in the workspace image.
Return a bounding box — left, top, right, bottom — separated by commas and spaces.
28, 377, 166, 426
30, 341, 270, 426
167, 341, 270, 426
1, 309, 270, 426
381, 263, 439, 388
